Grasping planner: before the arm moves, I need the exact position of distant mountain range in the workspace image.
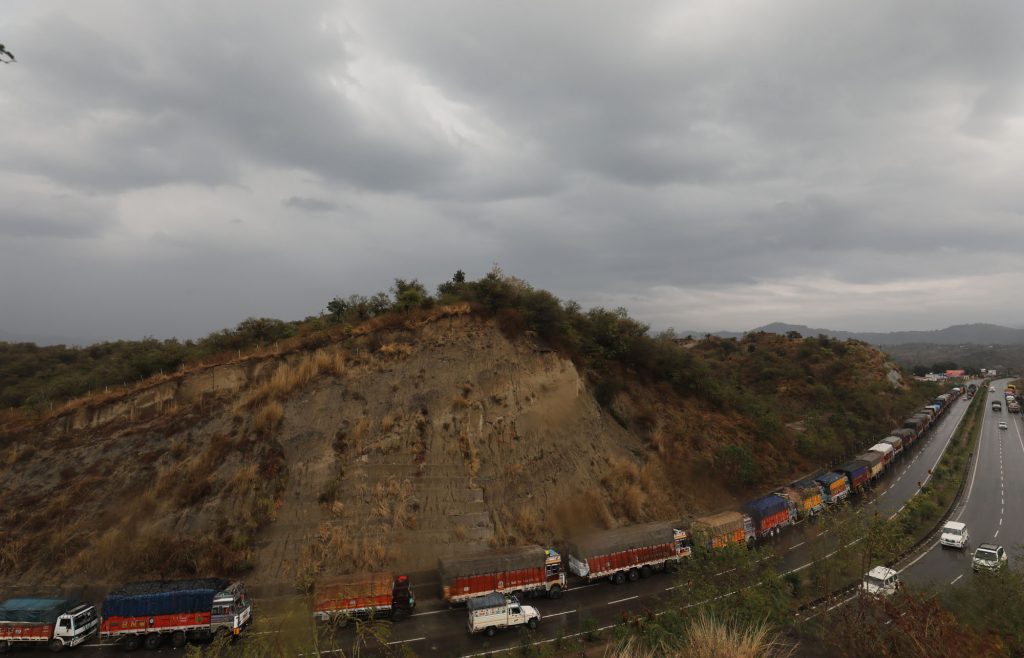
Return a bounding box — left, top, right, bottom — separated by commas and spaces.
681, 322, 1024, 346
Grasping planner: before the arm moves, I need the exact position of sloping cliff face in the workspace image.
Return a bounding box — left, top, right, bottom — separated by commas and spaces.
0, 308, 927, 590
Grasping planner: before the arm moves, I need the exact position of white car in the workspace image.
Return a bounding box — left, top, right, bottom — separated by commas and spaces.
939, 521, 969, 549
991, 386, 997, 392
972, 544, 1008, 572
999, 422, 1008, 430
861, 566, 900, 596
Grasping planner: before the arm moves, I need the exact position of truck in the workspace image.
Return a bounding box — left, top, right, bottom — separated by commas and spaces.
566, 523, 691, 584
867, 442, 894, 470
466, 593, 539, 636
814, 472, 850, 505
1010, 402, 1021, 414
691, 511, 755, 549
857, 451, 885, 480
782, 480, 825, 519
99, 579, 252, 650
439, 546, 565, 603
993, 400, 1002, 412
891, 428, 917, 449
742, 494, 796, 538
313, 573, 414, 623
837, 460, 870, 493
880, 435, 903, 458
0, 598, 98, 653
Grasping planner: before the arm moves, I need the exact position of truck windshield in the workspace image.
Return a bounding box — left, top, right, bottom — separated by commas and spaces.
212, 604, 234, 615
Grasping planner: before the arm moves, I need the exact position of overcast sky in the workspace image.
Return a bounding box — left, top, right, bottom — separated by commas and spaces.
2, 1, 1023, 344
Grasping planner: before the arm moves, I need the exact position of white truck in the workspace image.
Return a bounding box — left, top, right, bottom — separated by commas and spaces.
466, 593, 539, 637
861, 566, 900, 596
0, 598, 98, 653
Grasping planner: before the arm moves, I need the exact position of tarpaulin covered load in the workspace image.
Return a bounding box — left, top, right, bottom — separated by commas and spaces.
881, 436, 903, 454
565, 523, 675, 559
0, 598, 79, 624
692, 512, 744, 535
466, 593, 506, 612
856, 451, 884, 478
102, 579, 229, 618
742, 495, 788, 519
837, 460, 870, 489
892, 428, 917, 444
439, 546, 545, 580
314, 573, 394, 612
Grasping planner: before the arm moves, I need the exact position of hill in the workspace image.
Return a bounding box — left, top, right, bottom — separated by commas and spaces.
715, 322, 1024, 346
0, 272, 941, 591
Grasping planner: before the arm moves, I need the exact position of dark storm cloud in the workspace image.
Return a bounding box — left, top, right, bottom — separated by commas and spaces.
1, 0, 1023, 343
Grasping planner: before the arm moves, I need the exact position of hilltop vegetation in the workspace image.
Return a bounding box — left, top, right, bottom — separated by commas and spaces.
0, 270, 940, 587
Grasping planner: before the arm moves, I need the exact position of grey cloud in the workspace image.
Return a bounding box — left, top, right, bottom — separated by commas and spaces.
283, 196, 338, 212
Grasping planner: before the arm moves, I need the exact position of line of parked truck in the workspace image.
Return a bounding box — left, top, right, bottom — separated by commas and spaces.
2, 385, 965, 648
309, 385, 965, 637
0, 579, 251, 653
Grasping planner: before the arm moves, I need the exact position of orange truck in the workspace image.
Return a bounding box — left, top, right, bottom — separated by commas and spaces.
691, 512, 755, 549
314, 573, 415, 622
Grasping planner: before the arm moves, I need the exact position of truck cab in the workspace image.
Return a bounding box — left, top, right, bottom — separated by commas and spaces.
861, 566, 900, 596
211, 583, 252, 636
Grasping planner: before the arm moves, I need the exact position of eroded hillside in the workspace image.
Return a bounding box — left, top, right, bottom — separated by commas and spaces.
0, 300, 939, 591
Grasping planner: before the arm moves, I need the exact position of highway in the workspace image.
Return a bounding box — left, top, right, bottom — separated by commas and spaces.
17, 382, 975, 657
900, 378, 1022, 589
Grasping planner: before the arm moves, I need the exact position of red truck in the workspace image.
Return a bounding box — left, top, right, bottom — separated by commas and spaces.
439, 546, 565, 603
565, 522, 691, 585
313, 573, 415, 622
100, 579, 251, 650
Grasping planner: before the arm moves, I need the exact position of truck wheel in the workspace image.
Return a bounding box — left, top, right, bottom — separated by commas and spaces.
613, 571, 626, 585
527, 618, 538, 630
47, 639, 65, 653
0, 640, 9, 654
639, 565, 652, 579
485, 627, 496, 638
512, 590, 525, 602
392, 608, 408, 622
123, 635, 142, 651
628, 568, 639, 582
144, 633, 162, 650
171, 631, 187, 648
548, 584, 562, 599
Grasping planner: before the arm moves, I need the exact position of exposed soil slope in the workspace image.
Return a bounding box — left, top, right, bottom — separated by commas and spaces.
0, 307, 937, 591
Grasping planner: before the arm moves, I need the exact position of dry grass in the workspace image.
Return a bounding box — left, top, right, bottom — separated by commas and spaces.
3, 443, 34, 467
451, 394, 472, 409
605, 612, 794, 658
378, 342, 413, 357
254, 400, 285, 435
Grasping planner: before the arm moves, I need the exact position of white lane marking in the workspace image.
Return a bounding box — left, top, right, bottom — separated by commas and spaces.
544, 609, 576, 617
789, 542, 805, 550
999, 518, 1003, 526
995, 530, 1000, 538
607, 596, 638, 605
951, 574, 964, 585
387, 637, 426, 645
898, 540, 939, 573
411, 609, 454, 617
